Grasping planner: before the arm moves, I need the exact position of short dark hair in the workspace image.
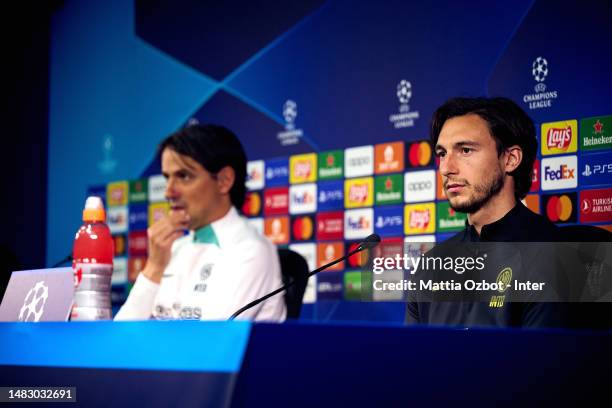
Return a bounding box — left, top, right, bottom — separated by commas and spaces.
431, 97, 537, 199
159, 124, 247, 209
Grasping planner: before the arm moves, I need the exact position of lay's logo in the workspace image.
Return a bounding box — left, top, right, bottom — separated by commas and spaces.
344, 177, 373, 208
404, 203, 436, 235
541, 120, 577, 155
546, 127, 572, 149
290, 153, 317, 184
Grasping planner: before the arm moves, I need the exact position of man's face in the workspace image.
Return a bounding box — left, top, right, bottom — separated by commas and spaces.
161, 148, 223, 230
435, 114, 505, 214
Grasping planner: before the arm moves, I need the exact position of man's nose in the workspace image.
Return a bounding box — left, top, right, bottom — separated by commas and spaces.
165, 179, 179, 200
439, 153, 458, 177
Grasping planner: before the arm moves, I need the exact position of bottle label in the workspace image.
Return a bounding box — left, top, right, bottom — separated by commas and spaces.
72, 263, 113, 288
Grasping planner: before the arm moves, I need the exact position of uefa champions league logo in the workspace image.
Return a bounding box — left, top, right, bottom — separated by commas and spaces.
532, 57, 548, 92
396, 79, 412, 110
18, 281, 49, 322
277, 99, 303, 146
283, 100, 297, 130
98, 133, 118, 175
523, 56, 558, 110
389, 79, 419, 129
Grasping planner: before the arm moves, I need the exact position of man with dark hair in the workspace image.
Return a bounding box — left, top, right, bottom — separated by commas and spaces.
406, 97, 568, 328
116, 124, 286, 321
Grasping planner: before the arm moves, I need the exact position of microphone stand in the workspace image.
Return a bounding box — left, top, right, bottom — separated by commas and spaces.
229, 241, 375, 320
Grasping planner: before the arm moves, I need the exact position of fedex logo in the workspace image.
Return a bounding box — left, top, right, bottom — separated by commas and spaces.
546, 127, 572, 149
544, 165, 575, 180
344, 208, 373, 239
541, 156, 577, 190
289, 184, 317, 214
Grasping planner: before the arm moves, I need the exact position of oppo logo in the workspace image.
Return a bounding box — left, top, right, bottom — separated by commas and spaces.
407, 181, 432, 191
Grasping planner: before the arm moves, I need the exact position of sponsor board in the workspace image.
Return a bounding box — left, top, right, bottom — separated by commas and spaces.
372, 269, 405, 301
372, 236, 404, 259
264, 187, 289, 216
375, 142, 404, 174
128, 204, 148, 230
344, 271, 364, 300
246, 160, 265, 190
541, 120, 578, 155
579, 188, 612, 224
316, 211, 344, 241
107, 206, 128, 234
242, 191, 262, 217
374, 206, 403, 237
541, 155, 577, 190
530, 159, 540, 192
347, 241, 370, 268
404, 169, 436, 203
404, 235, 436, 243
129, 179, 148, 203
264, 216, 290, 245
148, 202, 169, 226
404, 203, 436, 235
128, 230, 148, 256
375, 174, 403, 205
436, 201, 467, 232
406, 140, 433, 168
318, 180, 344, 210
581, 115, 612, 151
542, 192, 577, 224
345, 177, 374, 208
289, 242, 317, 271
318, 150, 343, 180
148, 175, 167, 202
128, 257, 146, 283
436, 171, 446, 200
290, 153, 317, 184
289, 183, 317, 214
113, 234, 127, 256
522, 194, 540, 214
291, 215, 315, 241
112, 257, 128, 285
107, 181, 129, 207
345, 145, 374, 178
579, 152, 612, 187
317, 242, 344, 271
344, 208, 374, 240
265, 157, 289, 187
317, 272, 343, 300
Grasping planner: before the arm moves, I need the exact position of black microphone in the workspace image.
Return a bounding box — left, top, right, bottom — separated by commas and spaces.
229, 233, 381, 320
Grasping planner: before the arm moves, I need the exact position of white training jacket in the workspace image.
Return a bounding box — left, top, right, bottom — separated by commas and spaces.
115, 207, 286, 322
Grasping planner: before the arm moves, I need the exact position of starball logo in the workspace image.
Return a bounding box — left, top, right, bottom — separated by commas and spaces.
523, 56, 559, 110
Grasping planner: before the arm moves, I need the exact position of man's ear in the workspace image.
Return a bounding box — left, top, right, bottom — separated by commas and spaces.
216, 166, 235, 194
504, 145, 523, 173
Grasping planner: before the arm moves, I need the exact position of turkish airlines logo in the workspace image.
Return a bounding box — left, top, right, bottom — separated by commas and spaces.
546, 127, 572, 149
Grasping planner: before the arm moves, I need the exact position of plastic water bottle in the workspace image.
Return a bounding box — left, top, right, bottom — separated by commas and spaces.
70, 196, 114, 320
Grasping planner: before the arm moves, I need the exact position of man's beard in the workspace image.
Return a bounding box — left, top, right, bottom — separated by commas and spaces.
446, 168, 504, 214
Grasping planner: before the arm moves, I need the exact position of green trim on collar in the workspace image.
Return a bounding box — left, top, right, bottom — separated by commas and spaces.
193, 225, 220, 247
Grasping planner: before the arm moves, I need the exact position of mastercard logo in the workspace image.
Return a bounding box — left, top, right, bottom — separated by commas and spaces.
292, 216, 314, 241
545, 194, 574, 222
242, 192, 261, 216
407, 141, 432, 167
347, 242, 369, 267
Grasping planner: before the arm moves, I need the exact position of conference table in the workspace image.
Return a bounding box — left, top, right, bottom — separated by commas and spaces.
1, 320, 610, 407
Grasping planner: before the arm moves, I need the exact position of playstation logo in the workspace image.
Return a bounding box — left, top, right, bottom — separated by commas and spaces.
582, 165, 592, 177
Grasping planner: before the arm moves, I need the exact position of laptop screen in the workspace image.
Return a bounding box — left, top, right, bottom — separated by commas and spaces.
0, 268, 74, 322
